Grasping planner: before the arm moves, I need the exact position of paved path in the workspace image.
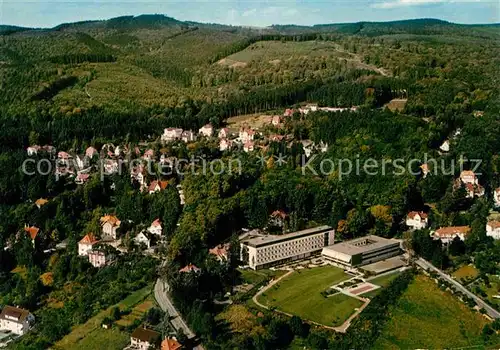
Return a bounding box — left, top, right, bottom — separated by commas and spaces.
416, 258, 500, 319
154, 279, 205, 349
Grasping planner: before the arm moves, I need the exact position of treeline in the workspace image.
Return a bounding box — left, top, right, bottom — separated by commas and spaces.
48, 53, 116, 64
30, 75, 79, 101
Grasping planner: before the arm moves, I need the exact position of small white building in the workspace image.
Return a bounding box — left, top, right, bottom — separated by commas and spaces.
198, 124, 214, 137
406, 211, 429, 230
243, 141, 254, 153
78, 233, 99, 256
100, 215, 121, 240
239, 128, 255, 144
134, 231, 153, 249
460, 170, 478, 185
431, 226, 470, 244
439, 140, 450, 153
130, 327, 160, 350
85, 146, 98, 159
218, 128, 230, 139
162, 128, 183, 142
494, 188, 500, 207
271, 116, 282, 126
88, 250, 112, 268
486, 221, 500, 240
0, 306, 34, 335
301, 140, 315, 157
220, 139, 233, 152
148, 219, 162, 236
27, 145, 41, 156
181, 130, 197, 143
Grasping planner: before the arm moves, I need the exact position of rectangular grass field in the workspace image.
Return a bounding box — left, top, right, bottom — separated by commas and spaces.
257, 266, 362, 326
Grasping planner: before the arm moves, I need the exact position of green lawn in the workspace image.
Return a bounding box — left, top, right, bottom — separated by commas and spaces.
258, 266, 362, 326
54, 285, 152, 350
373, 275, 491, 349
238, 268, 286, 285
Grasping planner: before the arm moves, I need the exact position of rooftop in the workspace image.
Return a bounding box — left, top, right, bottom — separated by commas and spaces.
0, 306, 30, 323
323, 235, 400, 256
242, 225, 332, 248
131, 326, 160, 343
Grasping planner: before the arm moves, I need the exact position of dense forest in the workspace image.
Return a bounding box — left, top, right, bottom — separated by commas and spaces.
0, 14, 500, 350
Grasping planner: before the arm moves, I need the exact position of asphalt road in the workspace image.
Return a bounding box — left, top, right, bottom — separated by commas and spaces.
416, 258, 500, 319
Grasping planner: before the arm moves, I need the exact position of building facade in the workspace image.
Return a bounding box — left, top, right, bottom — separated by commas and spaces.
486, 221, 500, 240
240, 225, 335, 270
0, 306, 34, 335
321, 235, 402, 269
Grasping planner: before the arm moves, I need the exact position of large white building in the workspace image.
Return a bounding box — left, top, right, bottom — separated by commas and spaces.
240, 225, 335, 270
0, 306, 34, 335
321, 235, 402, 269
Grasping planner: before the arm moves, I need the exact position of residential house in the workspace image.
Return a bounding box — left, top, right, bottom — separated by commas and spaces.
239, 128, 255, 144
494, 188, 500, 207
35, 198, 48, 209
486, 221, 500, 240
431, 226, 470, 244
162, 128, 183, 142
88, 250, 112, 268
143, 149, 155, 161
148, 180, 169, 194
209, 244, 230, 262
219, 139, 233, 152
148, 219, 162, 236
406, 211, 429, 230
27, 145, 41, 156
0, 306, 35, 335
131, 164, 147, 189
24, 225, 39, 246
177, 185, 185, 205
460, 170, 479, 185
218, 128, 230, 139
269, 134, 285, 142
464, 182, 485, 198
181, 130, 197, 143
317, 141, 328, 153
243, 141, 254, 153
420, 163, 430, 178
271, 115, 282, 127
75, 173, 90, 185
134, 231, 154, 250
103, 159, 119, 175
457, 170, 484, 198
85, 146, 98, 159
269, 210, 288, 228
283, 108, 294, 117
100, 215, 121, 240
301, 140, 315, 157
198, 124, 214, 137
161, 337, 182, 350
78, 233, 99, 256
42, 145, 56, 155
57, 151, 72, 162
439, 140, 450, 153
179, 264, 201, 273
130, 326, 160, 350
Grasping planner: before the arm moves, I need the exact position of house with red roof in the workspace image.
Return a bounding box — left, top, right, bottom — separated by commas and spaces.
218, 128, 230, 139
78, 233, 99, 256
198, 124, 214, 137
179, 264, 201, 273
431, 226, 470, 244
269, 210, 288, 228
209, 244, 230, 262
100, 215, 121, 240
161, 337, 182, 350
148, 219, 162, 236
149, 180, 169, 194
486, 221, 500, 240
406, 211, 428, 230
85, 147, 98, 159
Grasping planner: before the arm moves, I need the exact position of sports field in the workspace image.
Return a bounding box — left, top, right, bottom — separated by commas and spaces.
373, 275, 490, 349
257, 266, 363, 326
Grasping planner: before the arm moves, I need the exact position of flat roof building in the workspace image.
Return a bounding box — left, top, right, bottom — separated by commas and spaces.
240, 225, 335, 270
321, 235, 401, 269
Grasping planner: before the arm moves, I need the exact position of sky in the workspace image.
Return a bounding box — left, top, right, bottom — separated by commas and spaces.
0, 0, 498, 28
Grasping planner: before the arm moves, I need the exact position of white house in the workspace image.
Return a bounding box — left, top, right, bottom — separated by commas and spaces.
103, 159, 119, 175
243, 141, 254, 153
177, 185, 185, 205
78, 233, 99, 256
486, 221, 500, 240
317, 141, 328, 153
88, 250, 112, 268
406, 211, 429, 230
198, 124, 214, 137
220, 139, 233, 152
148, 219, 162, 236
439, 140, 450, 153
27, 145, 41, 156
0, 306, 35, 335
218, 128, 230, 139
239, 128, 255, 144
162, 128, 183, 142
181, 130, 197, 143
494, 188, 500, 207
420, 163, 430, 178
134, 231, 153, 249
431, 226, 470, 244
130, 327, 160, 350
142, 149, 155, 161
100, 215, 121, 240
301, 140, 315, 157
